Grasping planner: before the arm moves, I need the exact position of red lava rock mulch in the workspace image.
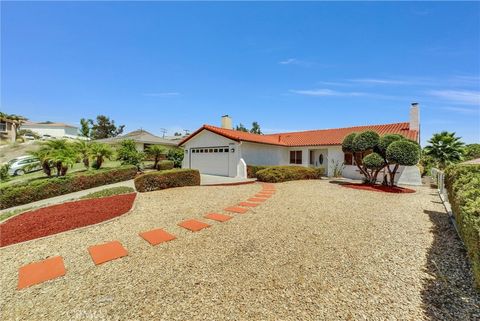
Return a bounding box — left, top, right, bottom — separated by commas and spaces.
341, 183, 415, 194
0, 193, 136, 248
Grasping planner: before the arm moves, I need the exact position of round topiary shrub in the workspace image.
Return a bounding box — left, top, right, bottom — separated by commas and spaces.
386, 140, 420, 166
377, 134, 403, 157
363, 152, 385, 170
352, 131, 380, 152
342, 133, 357, 153
157, 160, 174, 170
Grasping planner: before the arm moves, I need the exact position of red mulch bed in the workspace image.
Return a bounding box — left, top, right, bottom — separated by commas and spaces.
0, 193, 136, 247
341, 183, 416, 194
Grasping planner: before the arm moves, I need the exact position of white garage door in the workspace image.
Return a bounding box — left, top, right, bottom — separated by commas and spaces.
190, 146, 230, 176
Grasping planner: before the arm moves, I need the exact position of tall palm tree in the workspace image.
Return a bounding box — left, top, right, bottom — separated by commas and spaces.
145, 145, 165, 170
89, 143, 113, 169
424, 131, 465, 169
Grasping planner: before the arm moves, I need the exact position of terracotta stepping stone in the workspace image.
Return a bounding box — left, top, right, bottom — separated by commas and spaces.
224, 206, 249, 214
18, 256, 66, 290
254, 194, 271, 198
140, 228, 176, 246
204, 213, 232, 222
238, 202, 259, 207
88, 241, 128, 265
247, 198, 267, 203
178, 219, 211, 232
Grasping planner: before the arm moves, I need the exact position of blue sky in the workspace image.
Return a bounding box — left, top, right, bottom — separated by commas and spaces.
1, 2, 479, 145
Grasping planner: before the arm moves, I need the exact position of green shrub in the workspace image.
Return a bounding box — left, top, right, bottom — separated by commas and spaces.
157, 160, 174, 170
134, 169, 200, 192
342, 133, 357, 153
255, 166, 324, 183
166, 148, 184, 168
352, 131, 380, 152
376, 134, 403, 158
247, 165, 269, 178
444, 164, 480, 288
80, 186, 135, 199
0, 166, 137, 209
0, 164, 10, 182
363, 152, 385, 170
386, 140, 420, 166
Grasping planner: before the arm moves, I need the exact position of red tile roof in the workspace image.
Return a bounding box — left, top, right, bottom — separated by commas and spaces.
179, 122, 418, 147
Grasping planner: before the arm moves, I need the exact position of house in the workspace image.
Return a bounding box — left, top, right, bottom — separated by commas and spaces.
0, 118, 17, 143
179, 103, 422, 185
21, 121, 80, 139
96, 129, 179, 152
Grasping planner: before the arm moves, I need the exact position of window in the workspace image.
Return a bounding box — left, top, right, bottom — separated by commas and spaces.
224, 148, 229, 152
209, 149, 213, 153
214, 148, 218, 152
309, 150, 314, 165
289, 151, 302, 164
344, 153, 353, 165
0, 121, 6, 132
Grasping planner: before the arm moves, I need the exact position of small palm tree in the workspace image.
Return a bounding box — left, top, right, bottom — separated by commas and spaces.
145, 145, 165, 170
89, 143, 114, 169
73, 140, 91, 168
424, 131, 465, 169
29, 148, 52, 177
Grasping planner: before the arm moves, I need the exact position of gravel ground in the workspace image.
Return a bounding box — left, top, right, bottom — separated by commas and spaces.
0, 180, 478, 321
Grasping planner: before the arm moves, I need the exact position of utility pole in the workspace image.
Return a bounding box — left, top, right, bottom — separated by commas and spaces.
183, 129, 190, 136
159, 128, 167, 138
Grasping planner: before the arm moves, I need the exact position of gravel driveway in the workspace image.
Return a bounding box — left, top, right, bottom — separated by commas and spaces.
1, 180, 478, 320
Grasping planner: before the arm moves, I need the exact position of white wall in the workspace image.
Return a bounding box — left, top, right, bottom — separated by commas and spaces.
21, 125, 79, 138
240, 142, 288, 165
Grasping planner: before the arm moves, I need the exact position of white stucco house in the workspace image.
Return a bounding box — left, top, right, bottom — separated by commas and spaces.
21, 121, 80, 139
96, 129, 180, 152
179, 103, 422, 185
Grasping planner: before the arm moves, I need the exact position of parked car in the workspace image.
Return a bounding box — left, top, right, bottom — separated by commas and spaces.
7, 156, 41, 176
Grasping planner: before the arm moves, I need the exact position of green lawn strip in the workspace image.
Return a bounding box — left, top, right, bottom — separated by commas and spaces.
80, 186, 135, 200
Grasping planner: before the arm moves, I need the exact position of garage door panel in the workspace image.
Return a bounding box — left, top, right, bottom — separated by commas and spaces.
190, 147, 229, 176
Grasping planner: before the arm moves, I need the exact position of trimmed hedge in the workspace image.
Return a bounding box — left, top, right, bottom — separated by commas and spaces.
157, 160, 174, 171
247, 165, 269, 178
0, 166, 138, 209
256, 166, 324, 183
444, 164, 480, 288
80, 186, 135, 200
134, 169, 200, 192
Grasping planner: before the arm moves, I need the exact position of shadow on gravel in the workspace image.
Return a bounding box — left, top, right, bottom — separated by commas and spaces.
421, 209, 480, 321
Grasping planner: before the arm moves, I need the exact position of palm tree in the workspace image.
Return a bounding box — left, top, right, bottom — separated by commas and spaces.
29, 148, 53, 177
89, 143, 113, 169
73, 140, 91, 168
424, 131, 465, 169
145, 145, 165, 169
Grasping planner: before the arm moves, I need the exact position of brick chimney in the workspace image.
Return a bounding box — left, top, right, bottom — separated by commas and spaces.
409, 103, 420, 132
221, 115, 233, 130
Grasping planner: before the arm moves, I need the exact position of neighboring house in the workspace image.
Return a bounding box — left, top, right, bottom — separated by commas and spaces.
179, 103, 422, 185
0, 118, 17, 143
96, 129, 179, 152
21, 121, 80, 139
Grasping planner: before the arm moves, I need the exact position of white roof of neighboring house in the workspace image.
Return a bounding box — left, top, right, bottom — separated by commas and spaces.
22, 121, 78, 128
96, 129, 179, 146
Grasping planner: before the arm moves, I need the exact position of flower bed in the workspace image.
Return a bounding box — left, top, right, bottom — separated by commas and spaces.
341, 183, 415, 194
0, 193, 136, 247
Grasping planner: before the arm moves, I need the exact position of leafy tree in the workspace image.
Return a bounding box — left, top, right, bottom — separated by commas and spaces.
166, 148, 184, 168
174, 132, 183, 136
145, 145, 165, 170
73, 140, 91, 168
235, 123, 248, 132
116, 139, 144, 170
90, 115, 125, 139
424, 131, 465, 169
17, 129, 40, 139
342, 131, 421, 186
464, 143, 480, 161
80, 118, 91, 138
250, 122, 262, 134
89, 142, 114, 169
